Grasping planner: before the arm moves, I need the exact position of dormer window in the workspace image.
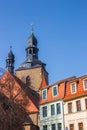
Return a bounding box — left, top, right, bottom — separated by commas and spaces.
42, 89, 47, 99
83, 79, 87, 90
71, 82, 77, 94
52, 85, 58, 97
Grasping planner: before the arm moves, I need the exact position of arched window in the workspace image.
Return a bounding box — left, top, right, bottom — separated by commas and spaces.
26, 76, 30, 86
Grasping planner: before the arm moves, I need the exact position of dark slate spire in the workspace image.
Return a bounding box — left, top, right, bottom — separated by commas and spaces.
19, 32, 46, 69
6, 46, 15, 73
26, 33, 38, 62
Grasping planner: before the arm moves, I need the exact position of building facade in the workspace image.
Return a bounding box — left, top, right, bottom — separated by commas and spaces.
1, 30, 87, 130
64, 75, 87, 130
39, 81, 65, 130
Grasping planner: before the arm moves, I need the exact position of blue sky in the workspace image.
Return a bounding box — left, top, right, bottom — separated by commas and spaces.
0, 0, 87, 84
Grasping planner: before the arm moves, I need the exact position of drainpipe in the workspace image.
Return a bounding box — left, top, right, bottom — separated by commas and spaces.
62, 81, 66, 130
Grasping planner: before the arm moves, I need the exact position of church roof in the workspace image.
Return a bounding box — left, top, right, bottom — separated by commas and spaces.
27, 33, 37, 47
6, 47, 15, 59
0, 70, 39, 113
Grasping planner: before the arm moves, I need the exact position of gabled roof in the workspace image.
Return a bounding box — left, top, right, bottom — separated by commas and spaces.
40, 74, 48, 89
0, 70, 39, 113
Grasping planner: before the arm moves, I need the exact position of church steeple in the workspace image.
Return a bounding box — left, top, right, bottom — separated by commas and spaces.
19, 31, 46, 69
16, 29, 49, 91
26, 33, 38, 62
6, 46, 15, 73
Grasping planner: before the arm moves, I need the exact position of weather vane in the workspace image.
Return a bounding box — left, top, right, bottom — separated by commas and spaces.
31, 23, 34, 33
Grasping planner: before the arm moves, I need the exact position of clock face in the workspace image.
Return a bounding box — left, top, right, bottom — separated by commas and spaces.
26, 63, 31, 68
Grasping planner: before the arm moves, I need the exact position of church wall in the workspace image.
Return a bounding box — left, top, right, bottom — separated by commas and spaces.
29, 113, 39, 126
16, 67, 42, 91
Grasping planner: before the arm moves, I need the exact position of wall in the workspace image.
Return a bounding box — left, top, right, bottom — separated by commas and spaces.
39, 100, 64, 130
64, 96, 87, 130
16, 67, 42, 91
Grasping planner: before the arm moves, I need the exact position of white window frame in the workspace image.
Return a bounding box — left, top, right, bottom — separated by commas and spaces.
42, 89, 47, 99
56, 102, 61, 114
52, 85, 58, 97
83, 78, 87, 90
70, 82, 77, 94
51, 104, 55, 116
42, 106, 47, 117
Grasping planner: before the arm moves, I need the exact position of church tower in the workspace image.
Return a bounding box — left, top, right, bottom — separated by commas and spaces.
6, 47, 15, 74
16, 32, 48, 91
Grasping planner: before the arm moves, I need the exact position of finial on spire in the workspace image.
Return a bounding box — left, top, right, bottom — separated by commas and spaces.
10, 46, 12, 51
31, 23, 34, 33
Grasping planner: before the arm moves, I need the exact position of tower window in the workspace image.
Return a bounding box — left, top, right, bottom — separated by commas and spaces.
26, 76, 30, 86
29, 49, 32, 54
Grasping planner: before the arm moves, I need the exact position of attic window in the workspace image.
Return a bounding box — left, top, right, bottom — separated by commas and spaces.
83, 79, 87, 90
52, 85, 58, 97
71, 82, 77, 94
42, 89, 47, 99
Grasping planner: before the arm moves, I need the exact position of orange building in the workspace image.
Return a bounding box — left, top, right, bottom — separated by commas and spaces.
39, 78, 66, 130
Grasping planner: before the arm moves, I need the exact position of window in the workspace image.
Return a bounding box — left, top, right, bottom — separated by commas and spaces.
76, 100, 81, 111
69, 124, 74, 130
68, 102, 72, 113
51, 104, 55, 115
71, 82, 77, 93
42, 89, 47, 99
42, 106, 47, 117
83, 79, 87, 90
51, 124, 56, 130
57, 123, 62, 130
78, 123, 83, 130
26, 76, 30, 85
56, 103, 61, 114
43, 125, 47, 130
52, 85, 58, 97
85, 98, 87, 109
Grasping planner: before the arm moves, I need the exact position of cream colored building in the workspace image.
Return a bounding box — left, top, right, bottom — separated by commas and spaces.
64, 97, 87, 130
64, 75, 87, 130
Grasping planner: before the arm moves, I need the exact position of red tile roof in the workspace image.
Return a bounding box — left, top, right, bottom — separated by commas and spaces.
39, 81, 65, 105
0, 70, 39, 113
40, 74, 48, 89
39, 75, 87, 104
64, 76, 87, 101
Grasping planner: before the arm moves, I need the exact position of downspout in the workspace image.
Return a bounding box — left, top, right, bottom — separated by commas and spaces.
62, 81, 66, 130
